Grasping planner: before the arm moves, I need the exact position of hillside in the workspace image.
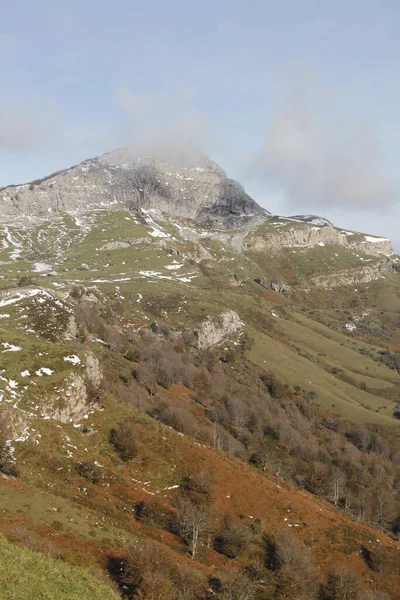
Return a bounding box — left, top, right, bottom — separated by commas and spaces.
0, 151, 400, 599
0, 536, 119, 600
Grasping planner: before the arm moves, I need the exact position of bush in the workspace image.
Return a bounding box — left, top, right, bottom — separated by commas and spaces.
326, 565, 366, 599
124, 349, 137, 362
18, 275, 35, 287
107, 541, 178, 600
70, 285, 85, 300
134, 498, 174, 529
180, 469, 214, 498
75, 461, 101, 484
110, 423, 138, 461
0, 417, 18, 477
214, 518, 251, 559
273, 533, 320, 600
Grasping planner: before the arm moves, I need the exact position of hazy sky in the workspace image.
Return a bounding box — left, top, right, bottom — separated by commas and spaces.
1, 1, 400, 247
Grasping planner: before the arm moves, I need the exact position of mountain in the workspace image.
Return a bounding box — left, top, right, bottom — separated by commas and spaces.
0, 148, 269, 229
0, 150, 400, 599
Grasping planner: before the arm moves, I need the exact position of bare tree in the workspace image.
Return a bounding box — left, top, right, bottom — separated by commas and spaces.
136, 362, 158, 396
177, 499, 210, 560
219, 572, 257, 600
372, 481, 395, 528
329, 467, 346, 507
327, 565, 366, 600
135, 542, 176, 600
174, 565, 206, 600
274, 532, 320, 600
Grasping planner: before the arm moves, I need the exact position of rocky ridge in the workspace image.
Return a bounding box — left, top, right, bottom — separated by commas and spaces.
244, 217, 394, 257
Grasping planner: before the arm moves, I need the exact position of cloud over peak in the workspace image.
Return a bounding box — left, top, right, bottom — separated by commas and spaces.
250, 85, 395, 210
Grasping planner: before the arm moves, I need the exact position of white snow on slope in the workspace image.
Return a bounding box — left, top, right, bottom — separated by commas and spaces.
63, 355, 81, 365
364, 235, 390, 243
149, 227, 170, 238
34, 263, 53, 272
2, 343, 22, 352
35, 368, 54, 376
0, 288, 60, 308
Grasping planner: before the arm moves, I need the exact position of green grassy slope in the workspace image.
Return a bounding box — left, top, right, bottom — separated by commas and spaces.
0, 536, 118, 600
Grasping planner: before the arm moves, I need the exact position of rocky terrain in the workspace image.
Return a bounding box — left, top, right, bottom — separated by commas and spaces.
0, 150, 400, 599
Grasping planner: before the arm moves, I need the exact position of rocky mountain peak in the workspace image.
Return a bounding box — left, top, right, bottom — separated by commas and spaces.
0, 149, 270, 229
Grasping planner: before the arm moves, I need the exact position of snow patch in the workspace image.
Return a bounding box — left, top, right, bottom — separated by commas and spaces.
63, 355, 81, 365
35, 368, 54, 376
364, 235, 390, 243
2, 343, 22, 353
34, 263, 53, 273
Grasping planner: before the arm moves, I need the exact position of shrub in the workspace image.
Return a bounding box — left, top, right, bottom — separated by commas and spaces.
180, 469, 214, 498
75, 461, 101, 484
0, 417, 18, 477
124, 349, 137, 362
326, 565, 366, 599
134, 498, 173, 529
273, 533, 320, 600
110, 423, 138, 461
18, 275, 35, 287
214, 518, 251, 559
218, 572, 257, 600
107, 541, 177, 600
70, 285, 85, 300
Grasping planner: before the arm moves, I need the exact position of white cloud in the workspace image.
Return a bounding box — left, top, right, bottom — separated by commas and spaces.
0, 34, 16, 52
0, 100, 65, 154
111, 86, 225, 166
249, 79, 395, 210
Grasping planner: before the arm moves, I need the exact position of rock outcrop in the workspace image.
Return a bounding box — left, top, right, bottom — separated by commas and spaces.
197, 311, 243, 349
311, 258, 396, 289
245, 222, 393, 257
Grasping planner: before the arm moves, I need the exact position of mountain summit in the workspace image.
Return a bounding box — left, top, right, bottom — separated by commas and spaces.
0, 149, 269, 229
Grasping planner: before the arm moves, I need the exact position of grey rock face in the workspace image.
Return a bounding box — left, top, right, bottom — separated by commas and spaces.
245, 223, 394, 257
196, 310, 244, 349
311, 258, 396, 289
0, 149, 269, 229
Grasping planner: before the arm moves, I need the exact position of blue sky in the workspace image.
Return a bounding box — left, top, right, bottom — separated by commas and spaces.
1, 0, 400, 247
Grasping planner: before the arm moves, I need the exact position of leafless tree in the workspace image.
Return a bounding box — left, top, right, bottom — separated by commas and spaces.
219, 572, 257, 600
177, 499, 210, 560
274, 532, 320, 600
251, 437, 282, 477
329, 467, 346, 507
372, 481, 395, 528
327, 565, 366, 600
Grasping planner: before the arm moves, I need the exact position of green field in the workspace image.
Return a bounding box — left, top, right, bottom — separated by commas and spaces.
248, 331, 399, 424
